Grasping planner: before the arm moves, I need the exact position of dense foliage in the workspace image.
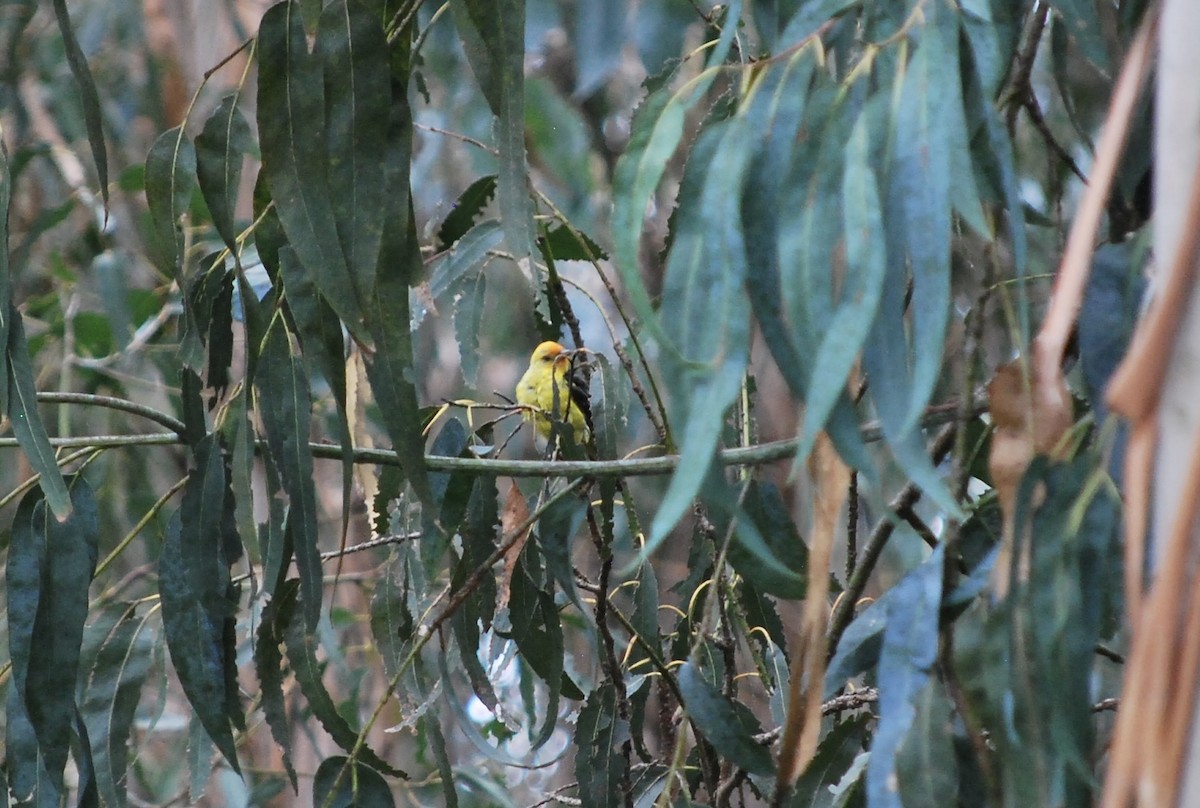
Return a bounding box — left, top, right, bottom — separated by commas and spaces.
0, 0, 1151, 806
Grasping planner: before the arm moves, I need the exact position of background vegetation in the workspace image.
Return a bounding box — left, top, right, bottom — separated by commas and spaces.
0, 0, 1154, 806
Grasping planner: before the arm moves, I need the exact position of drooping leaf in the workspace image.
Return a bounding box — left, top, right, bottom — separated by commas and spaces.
80, 607, 156, 808
794, 113, 885, 470
678, 660, 775, 777
644, 114, 753, 556
453, 270, 486, 387
317, 0, 391, 299
257, 0, 366, 340
778, 0, 861, 48
51, 0, 108, 208
254, 579, 301, 791
508, 542, 564, 748
6, 304, 71, 518
895, 680, 958, 808
6, 491, 47, 802
786, 715, 871, 808
451, 0, 539, 310
256, 316, 323, 630
866, 545, 944, 808
413, 219, 503, 329
729, 481, 808, 599
0, 140, 12, 411
159, 510, 240, 774
1048, 0, 1110, 76
284, 599, 407, 779
436, 174, 496, 250
574, 0, 627, 97
195, 95, 255, 255
576, 684, 630, 808
312, 757, 395, 808
144, 127, 197, 275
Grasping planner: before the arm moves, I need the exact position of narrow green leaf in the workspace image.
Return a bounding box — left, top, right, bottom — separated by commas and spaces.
726, 482, 808, 599
779, 0, 860, 48
453, 271, 486, 387
452, 0, 539, 310
419, 711, 458, 808
144, 127, 197, 275
195, 95, 254, 254
312, 757, 394, 808
866, 545, 943, 808
645, 115, 753, 555
576, 684, 630, 808
508, 543, 564, 749
786, 715, 871, 808
160, 467, 241, 773
539, 222, 608, 262
80, 608, 156, 808
257, 0, 366, 340
6, 490, 50, 802
284, 601, 407, 778
795, 115, 885, 469
1048, 0, 1110, 76
895, 681, 958, 808
317, 0, 391, 298
254, 579, 300, 790
436, 175, 496, 250
51, 0, 108, 208
609, 7, 742, 347
574, 0, 625, 97
0, 140, 12, 412
256, 316, 323, 630
7, 305, 71, 518
678, 661, 775, 777
413, 219, 503, 329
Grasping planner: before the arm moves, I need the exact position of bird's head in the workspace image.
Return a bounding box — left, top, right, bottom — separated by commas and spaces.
530, 341, 574, 369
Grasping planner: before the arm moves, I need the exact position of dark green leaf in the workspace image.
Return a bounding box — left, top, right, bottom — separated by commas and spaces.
786, 715, 870, 808
413, 219, 503, 329
312, 756, 394, 808
159, 510, 240, 774
51, 0, 108, 208
509, 542, 564, 748
574, 0, 626, 97
729, 481, 808, 599
80, 608, 156, 808
257, 0, 366, 340
453, 271, 486, 387
538, 223, 608, 262
257, 317, 323, 629
678, 661, 775, 777
317, 0, 391, 299
284, 601, 408, 778
6, 490, 52, 802
254, 579, 300, 791
366, 216, 433, 507
866, 545, 943, 808
144, 127, 197, 275
436, 175, 496, 250
576, 684, 630, 808
195, 95, 255, 255
452, 0, 539, 310
7, 305, 71, 518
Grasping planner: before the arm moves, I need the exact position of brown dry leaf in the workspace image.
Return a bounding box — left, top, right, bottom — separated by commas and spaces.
778, 432, 850, 786
497, 482, 531, 608
986, 360, 1073, 598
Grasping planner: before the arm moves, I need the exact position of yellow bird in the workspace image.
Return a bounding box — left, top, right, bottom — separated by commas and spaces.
515, 341, 592, 445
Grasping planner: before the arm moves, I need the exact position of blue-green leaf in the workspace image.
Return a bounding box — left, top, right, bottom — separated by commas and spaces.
795, 115, 885, 468
866, 545, 943, 808
576, 684, 630, 808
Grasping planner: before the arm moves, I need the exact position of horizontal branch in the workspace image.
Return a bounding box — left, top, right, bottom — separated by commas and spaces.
3, 399, 981, 478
